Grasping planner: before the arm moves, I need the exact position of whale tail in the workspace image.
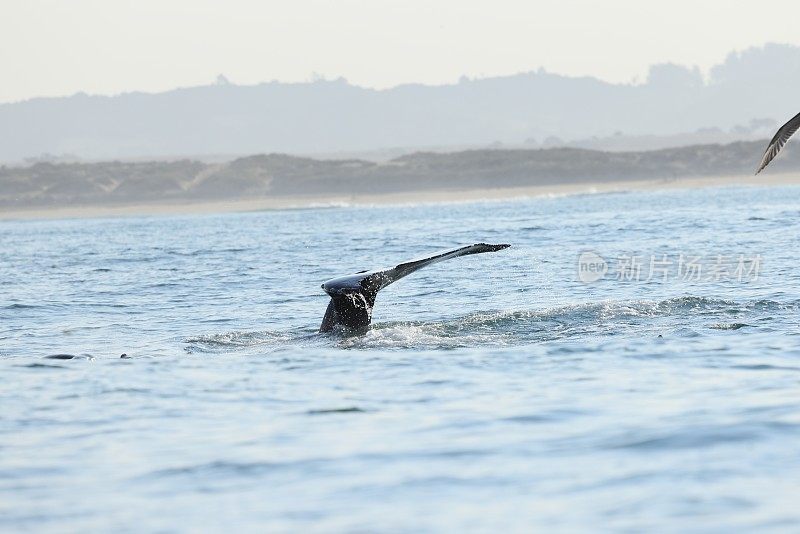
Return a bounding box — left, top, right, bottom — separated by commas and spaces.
319, 243, 510, 333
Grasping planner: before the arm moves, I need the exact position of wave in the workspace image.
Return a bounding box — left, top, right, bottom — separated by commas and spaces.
184, 328, 320, 353
184, 296, 795, 353
4, 303, 41, 310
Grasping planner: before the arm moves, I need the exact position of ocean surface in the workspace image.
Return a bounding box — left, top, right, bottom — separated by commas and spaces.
2, 185, 800, 532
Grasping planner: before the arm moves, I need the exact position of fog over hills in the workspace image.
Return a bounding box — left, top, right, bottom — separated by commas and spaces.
2, 43, 800, 163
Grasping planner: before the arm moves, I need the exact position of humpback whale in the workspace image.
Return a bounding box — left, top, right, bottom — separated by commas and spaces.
756, 111, 800, 174
319, 243, 510, 333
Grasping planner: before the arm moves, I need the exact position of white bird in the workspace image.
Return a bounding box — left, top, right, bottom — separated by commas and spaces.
756, 111, 800, 174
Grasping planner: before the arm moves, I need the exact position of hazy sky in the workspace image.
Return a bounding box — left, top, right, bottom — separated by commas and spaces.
2, 0, 800, 103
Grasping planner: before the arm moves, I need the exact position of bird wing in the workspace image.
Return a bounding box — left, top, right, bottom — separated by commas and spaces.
756, 111, 800, 174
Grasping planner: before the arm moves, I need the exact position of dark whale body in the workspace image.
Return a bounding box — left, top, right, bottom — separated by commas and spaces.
319, 243, 510, 334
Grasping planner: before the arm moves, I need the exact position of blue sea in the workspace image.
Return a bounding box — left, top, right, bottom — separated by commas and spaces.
2, 185, 800, 532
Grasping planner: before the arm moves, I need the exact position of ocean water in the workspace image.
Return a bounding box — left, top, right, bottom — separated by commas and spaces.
2, 185, 800, 532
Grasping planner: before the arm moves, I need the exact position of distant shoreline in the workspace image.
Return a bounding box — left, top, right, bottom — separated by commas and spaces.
5, 140, 800, 218
2, 173, 798, 221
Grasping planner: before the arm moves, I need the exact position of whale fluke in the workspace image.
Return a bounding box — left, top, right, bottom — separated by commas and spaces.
756, 111, 800, 174
319, 243, 510, 333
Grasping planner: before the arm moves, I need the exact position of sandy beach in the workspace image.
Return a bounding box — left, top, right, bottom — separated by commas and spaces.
1, 172, 798, 221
